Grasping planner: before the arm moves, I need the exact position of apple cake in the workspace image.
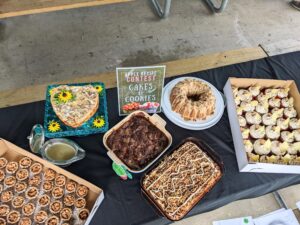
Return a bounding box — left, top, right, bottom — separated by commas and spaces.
142, 141, 222, 221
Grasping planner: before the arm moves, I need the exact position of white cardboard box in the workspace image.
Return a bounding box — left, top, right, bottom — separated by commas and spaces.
213, 216, 254, 225
223, 78, 300, 174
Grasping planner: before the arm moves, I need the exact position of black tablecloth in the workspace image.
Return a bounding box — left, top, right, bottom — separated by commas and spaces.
1, 51, 300, 225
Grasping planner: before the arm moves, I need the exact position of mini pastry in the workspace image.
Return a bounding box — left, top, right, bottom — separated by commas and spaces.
273, 142, 290, 155
1, 191, 13, 203
249, 125, 265, 139
0, 158, 8, 169
245, 111, 262, 125
75, 198, 86, 209
277, 88, 289, 98
6, 210, 20, 224
289, 118, 300, 129
262, 113, 278, 126
247, 152, 260, 162
249, 86, 261, 97
46, 216, 59, 225
60, 208, 72, 221
293, 129, 300, 141
0, 204, 10, 217
281, 154, 295, 164
253, 139, 272, 155
22, 203, 35, 216
257, 93, 269, 102
18, 217, 32, 225
238, 116, 247, 127
15, 182, 27, 194
241, 100, 258, 112
16, 169, 29, 181
0, 218, 5, 225
272, 141, 289, 156
52, 187, 64, 199
243, 140, 253, 153
25, 187, 39, 199
34, 211, 48, 224
4, 176, 16, 188
236, 106, 244, 116
265, 88, 278, 98
284, 107, 297, 118
55, 174, 66, 187
288, 142, 300, 155
12, 196, 25, 209
76, 185, 89, 198
44, 168, 56, 181
271, 108, 284, 118
42, 181, 54, 192
277, 117, 290, 130
235, 96, 241, 106
38, 195, 51, 208
0, 170, 5, 182
30, 162, 43, 175
29, 175, 41, 187
281, 131, 294, 143
50, 201, 63, 214
0, 185, 2, 193
6, 161, 18, 174
241, 128, 250, 139
63, 195, 75, 207
265, 125, 281, 140
78, 209, 89, 221
19, 157, 32, 169
256, 102, 269, 114
66, 180, 77, 193
281, 97, 294, 108
268, 97, 281, 108
238, 89, 252, 102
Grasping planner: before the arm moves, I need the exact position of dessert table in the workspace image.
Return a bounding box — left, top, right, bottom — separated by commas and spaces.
0, 51, 300, 225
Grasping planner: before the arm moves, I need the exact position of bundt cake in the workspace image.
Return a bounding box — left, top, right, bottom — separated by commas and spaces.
169, 79, 216, 121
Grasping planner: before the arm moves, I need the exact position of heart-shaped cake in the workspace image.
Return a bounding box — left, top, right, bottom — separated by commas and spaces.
50, 85, 99, 128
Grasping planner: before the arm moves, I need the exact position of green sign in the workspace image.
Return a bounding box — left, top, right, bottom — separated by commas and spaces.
116, 66, 166, 115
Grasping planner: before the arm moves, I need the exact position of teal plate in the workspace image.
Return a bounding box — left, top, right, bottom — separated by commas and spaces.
44, 82, 109, 138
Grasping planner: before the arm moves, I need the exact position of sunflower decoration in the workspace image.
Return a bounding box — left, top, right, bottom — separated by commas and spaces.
49, 88, 54, 96
48, 120, 61, 133
58, 90, 73, 103
94, 85, 103, 94
93, 116, 105, 128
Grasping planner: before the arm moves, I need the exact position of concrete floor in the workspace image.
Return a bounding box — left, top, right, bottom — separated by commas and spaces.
0, 0, 300, 92
1, 0, 300, 224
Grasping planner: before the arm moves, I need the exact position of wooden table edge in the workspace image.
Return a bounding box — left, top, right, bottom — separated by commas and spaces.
0, 47, 267, 108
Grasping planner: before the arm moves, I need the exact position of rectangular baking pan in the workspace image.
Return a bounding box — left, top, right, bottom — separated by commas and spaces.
103, 110, 172, 173
141, 137, 224, 221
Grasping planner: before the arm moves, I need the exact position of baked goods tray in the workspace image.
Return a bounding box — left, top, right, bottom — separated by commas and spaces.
44, 82, 109, 138
0, 139, 104, 225
141, 137, 224, 221
103, 111, 172, 173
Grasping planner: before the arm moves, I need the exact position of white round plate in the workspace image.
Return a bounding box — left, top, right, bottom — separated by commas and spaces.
162, 77, 225, 130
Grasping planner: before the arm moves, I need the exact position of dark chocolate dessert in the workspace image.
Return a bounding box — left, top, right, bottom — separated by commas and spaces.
107, 113, 169, 170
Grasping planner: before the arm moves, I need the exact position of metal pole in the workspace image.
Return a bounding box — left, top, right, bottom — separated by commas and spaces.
273, 191, 288, 209
150, 0, 172, 18
203, 0, 229, 13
